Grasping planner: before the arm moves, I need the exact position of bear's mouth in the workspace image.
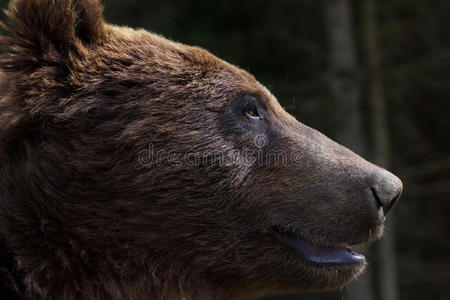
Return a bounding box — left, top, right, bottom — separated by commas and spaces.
273, 230, 365, 265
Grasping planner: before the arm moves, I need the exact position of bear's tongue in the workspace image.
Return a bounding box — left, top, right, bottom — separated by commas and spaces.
275, 232, 365, 264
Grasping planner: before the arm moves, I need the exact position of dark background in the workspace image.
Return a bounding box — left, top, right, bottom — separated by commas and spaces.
2, 0, 449, 299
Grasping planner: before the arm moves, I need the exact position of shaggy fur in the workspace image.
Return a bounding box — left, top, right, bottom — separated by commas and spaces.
0, 0, 402, 299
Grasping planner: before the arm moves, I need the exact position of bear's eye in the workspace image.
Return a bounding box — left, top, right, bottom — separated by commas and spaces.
245, 103, 261, 119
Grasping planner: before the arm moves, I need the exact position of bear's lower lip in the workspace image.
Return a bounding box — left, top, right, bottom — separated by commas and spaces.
274, 232, 365, 264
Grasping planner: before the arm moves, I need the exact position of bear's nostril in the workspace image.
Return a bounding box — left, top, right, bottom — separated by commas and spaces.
383, 194, 400, 216
372, 188, 400, 217
371, 187, 384, 214
370, 171, 403, 217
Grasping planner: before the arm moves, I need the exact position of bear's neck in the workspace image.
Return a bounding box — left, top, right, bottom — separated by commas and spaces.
0, 234, 22, 299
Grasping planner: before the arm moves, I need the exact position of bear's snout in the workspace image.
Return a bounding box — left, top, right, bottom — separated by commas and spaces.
266, 117, 404, 249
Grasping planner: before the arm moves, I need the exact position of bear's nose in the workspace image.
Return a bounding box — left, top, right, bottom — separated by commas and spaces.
370, 169, 403, 217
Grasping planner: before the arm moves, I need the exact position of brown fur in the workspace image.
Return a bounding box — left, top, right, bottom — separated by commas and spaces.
0, 1, 402, 299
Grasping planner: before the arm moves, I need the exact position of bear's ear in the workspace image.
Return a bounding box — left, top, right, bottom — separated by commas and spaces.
0, 0, 105, 63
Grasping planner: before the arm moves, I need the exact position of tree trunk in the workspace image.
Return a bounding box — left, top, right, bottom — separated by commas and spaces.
323, 0, 365, 155
323, 1, 374, 300
363, 0, 399, 300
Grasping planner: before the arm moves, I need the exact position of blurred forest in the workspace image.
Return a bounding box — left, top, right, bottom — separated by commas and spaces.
2, 0, 449, 299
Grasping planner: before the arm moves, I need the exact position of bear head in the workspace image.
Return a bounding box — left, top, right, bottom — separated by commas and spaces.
0, 0, 402, 299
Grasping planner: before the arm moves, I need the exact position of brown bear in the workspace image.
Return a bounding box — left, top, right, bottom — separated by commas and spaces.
0, 0, 403, 299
